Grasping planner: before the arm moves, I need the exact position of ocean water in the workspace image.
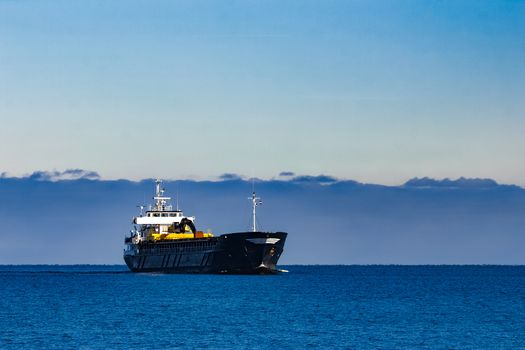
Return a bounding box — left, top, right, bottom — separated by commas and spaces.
1, 266, 524, 349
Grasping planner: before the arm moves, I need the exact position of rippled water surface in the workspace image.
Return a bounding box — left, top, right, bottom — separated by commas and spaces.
1, 265, 524, 349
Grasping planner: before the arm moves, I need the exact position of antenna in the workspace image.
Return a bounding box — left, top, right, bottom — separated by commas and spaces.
176, 181, 180, 211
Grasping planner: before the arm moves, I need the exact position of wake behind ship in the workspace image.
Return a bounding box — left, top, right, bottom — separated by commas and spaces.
123, 180, 287, 274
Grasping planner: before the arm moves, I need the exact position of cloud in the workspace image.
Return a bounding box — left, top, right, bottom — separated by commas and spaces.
1, 170, 520, 191
218, 173, 243, 181
279, 171, 295, 177
404, 177, 501, 189
290, 174, 339, 184
26, 169, 100, 181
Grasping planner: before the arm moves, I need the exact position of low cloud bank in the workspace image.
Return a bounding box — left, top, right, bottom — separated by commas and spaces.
1, 169, 521, 189
1, 170, 524, 265
404, 177, 508, 189
1, 169, 101, 181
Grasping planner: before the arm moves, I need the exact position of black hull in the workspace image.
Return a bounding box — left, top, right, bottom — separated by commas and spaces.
124, 231, 287, 274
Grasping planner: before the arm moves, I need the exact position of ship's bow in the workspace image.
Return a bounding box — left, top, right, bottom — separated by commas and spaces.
216, 231, 287, 274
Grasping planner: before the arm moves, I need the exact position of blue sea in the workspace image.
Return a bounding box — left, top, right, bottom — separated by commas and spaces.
1, 266, 524, 349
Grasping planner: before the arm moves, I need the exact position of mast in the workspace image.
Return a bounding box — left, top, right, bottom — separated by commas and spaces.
250, 192, 262, 232
153, 179, 171, 211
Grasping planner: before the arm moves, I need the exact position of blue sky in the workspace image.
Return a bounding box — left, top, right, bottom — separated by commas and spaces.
1, 0, 524, 185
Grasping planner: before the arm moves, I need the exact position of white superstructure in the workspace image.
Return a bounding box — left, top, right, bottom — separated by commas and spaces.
127, 179, 202, 245
133, 179, 195, 226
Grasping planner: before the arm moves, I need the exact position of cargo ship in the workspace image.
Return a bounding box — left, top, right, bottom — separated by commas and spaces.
123, 179, 287, 274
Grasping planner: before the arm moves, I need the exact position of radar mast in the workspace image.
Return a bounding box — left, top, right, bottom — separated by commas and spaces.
153, 179, 172, 211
